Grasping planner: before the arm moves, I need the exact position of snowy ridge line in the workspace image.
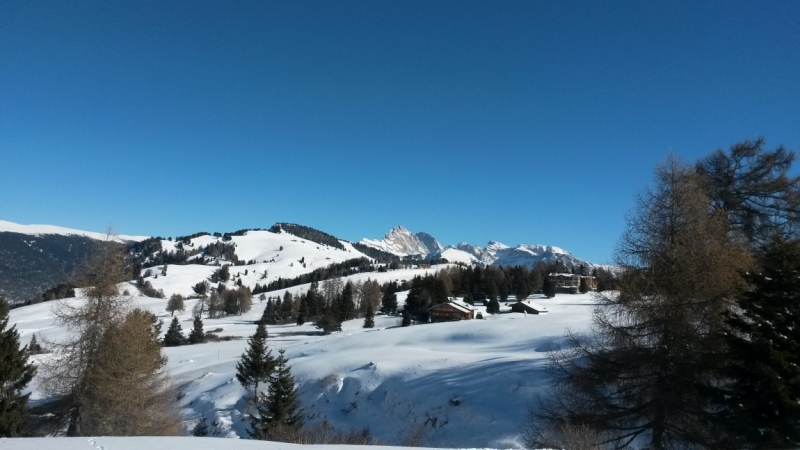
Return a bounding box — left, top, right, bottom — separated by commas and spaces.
0, 220, 149, 242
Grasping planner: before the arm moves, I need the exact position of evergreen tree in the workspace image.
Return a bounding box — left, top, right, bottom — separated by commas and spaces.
280, 291, 294, 321
340, 282, 356, 322
464, 292, 474, 306
235, 322, 275, 399
261, 299, 275, 325
401, 309, 411, 327
0, 297, 36, 437
542, 277, 556, 298
486, 293, 501, 314
162, 317, 184, 347
188, 316, 205, 344
380, 282, 397, 314
721, 237, 800, 447
27, 333, 42, 355
514, 277, 530, 302
251, 350, 304, 440
306, 281, 320, 317
192, 416, 209, 437
316, 301, 342, 334
363, 302, 375, 328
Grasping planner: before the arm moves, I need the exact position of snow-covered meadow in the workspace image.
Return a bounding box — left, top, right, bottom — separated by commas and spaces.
3, 225, 603, 448
10, 284, 597, 448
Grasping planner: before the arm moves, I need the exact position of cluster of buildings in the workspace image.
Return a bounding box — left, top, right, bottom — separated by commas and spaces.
426, 273, 596, 322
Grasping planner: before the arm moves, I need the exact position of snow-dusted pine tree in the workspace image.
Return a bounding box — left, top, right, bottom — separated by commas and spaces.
236, 322, 275, 399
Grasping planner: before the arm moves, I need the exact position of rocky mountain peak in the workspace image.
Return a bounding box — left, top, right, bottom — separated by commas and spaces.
358, 226, 433, 257
415, 232, 444, 254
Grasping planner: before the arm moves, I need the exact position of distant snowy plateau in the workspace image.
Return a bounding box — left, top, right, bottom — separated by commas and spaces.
2, 220, 604, 448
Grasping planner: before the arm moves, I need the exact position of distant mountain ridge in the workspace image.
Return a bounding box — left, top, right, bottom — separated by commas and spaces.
0, 220, 603, 304
361, 226, 599, 272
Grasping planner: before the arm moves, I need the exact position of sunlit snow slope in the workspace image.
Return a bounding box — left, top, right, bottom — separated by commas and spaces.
11, 284, 597, 448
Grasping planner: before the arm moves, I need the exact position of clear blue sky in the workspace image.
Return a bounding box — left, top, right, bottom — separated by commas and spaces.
1, 1, 799, 264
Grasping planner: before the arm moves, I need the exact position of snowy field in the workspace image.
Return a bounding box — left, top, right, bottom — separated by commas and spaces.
0, 436, 446, 450
9, 286, 597, 448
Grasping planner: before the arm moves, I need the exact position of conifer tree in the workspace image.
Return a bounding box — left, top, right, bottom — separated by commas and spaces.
27, 333, 42, 355
697, 138, 800, 246
542, 277, 556, 298
260, 299, 274, 325
529, 157, 752, 449
192, 417, 209, 437
188, 316, 205, 344
340, 282, 356, 321
380, 283, 397, 315
401, 309, 411, 327
251, 350, 304, 440
40, 241, 134, 436
316, 301, 342, 334
0, 297, 36, 437
306, 281, 320, 317
486, 293, 501, 314
280, 291, 294, 321
80, 308, 180, 436
162, 317, 184, 347
363, 302, 375, 328
721, 237, 800, 446
236, 322, 275, 399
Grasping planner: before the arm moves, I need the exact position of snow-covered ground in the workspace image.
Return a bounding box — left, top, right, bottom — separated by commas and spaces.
0, 436, 443, 450
10, 285, 598, 448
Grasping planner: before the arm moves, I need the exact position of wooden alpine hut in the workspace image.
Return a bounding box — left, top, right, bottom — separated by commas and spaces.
428, 299, 474, 322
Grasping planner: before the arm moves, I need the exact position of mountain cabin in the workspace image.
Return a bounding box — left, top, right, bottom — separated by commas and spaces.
510, 300, 550, 315
428, 299, 474, 322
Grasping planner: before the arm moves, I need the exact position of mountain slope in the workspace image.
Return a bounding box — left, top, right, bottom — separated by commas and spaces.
415, 232, 444, 254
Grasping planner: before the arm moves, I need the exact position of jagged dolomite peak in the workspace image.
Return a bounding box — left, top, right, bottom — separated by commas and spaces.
415, 231, 444, 254
358, 226, 433, 257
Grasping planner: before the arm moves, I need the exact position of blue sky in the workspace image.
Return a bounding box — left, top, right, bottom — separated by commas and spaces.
1, 1, 799, 263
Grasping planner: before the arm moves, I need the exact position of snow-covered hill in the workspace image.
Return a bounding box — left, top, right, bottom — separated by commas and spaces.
434, 247, 479, 265
12, 286, 597, 448
152, 229, 368, 293
0, 220, 149, 242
